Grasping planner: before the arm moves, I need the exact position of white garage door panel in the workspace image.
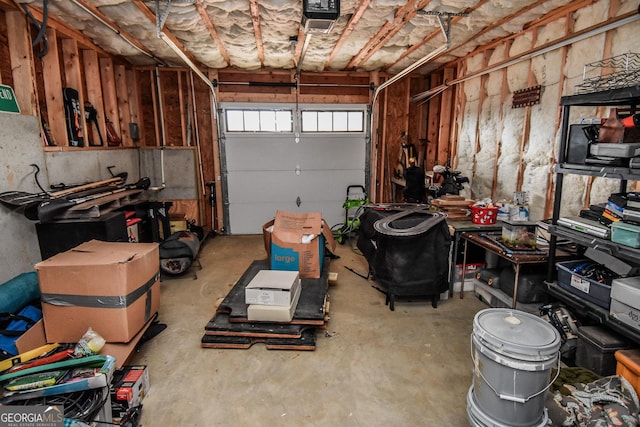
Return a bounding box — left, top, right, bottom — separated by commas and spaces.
225, 137, 299, 171
229, 200, 349, 235
227, 170, 365, 204
301, 137, 366, 169
226, 138, 364, 172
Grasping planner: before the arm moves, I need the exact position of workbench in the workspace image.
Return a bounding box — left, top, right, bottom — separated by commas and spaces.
458, 231, 574, 308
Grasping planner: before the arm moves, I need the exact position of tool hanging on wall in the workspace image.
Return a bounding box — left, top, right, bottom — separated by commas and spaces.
105, 116, 122, 146
84, 101, 104, 147
63, 88, 83, 147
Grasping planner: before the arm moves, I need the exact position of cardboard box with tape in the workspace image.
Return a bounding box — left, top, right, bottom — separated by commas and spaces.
35, 240, 160, 343
262, 211, 336, 279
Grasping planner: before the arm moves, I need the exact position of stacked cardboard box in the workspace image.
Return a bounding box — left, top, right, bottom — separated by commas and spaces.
245, 270, 302, 322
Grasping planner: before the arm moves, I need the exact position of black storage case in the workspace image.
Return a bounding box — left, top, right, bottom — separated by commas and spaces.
499, 265, 548, 303
357, 206, 450, 310
576, 325, 629, 376
36, 210, 128, 260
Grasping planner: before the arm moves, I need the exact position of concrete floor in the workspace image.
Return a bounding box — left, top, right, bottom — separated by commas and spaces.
132, 234, 487, 426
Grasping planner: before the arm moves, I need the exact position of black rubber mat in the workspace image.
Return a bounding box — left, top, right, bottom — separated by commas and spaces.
204, 312, 313, 338
217, 259, 329, 324
200, 328, 316, 351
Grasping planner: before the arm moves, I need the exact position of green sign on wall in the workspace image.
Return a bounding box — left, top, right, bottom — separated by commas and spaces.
0, 84, 20, 114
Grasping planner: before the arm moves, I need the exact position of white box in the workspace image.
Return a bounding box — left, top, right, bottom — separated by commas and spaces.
245, 270, 301, 306
247, 281, 302, 322
610, 276, 640, 332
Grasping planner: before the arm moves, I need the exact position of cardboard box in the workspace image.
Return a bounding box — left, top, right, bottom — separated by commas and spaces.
265, 211, 336, 279
616, 349, 640, 396
35, 240, 160, 343
247, 280, 302, 322
610, 276, 640, 332
245, 270, 301, 306
15, 319, 46, 355
111, 365, 150, 413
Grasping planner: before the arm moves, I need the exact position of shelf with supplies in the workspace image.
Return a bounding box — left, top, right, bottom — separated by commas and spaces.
555, 163, 640, 181
549, 224, 640, 264
546, 280, 640, 345
547, 84, 640, 345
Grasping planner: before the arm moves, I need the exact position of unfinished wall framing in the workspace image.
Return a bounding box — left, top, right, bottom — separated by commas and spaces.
435, 0, 640, 221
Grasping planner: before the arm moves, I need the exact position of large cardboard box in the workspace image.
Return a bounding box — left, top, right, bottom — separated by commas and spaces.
35, 240, 160, 343
245, 270, 300, 306
264, 211, 336, 279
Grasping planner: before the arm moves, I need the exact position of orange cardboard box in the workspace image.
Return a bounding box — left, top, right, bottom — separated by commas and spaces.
265, 211, 336, 279
35, 240, 160, 343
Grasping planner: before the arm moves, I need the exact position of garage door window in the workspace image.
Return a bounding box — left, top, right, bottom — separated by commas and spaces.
226, 109, 293, 132
302, 111, 364, 132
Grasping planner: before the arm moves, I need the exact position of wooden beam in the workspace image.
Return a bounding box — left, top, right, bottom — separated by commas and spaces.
207, 68, 223, 233
41, 27, 65, 146
347, 0, 431, 70
249, 0, 265, 66
178, 71, 187, 145
115, 64, 133, 146
61, 38, 87, 147
450, 61, 467, 169
325, 0, 371, 69
194, 0, 230, 66
99, 57, 121, 145
491, 42, 511, 200
515, 29, 539, 192
150, 69, 161, 147
127, 68, 143, 146
83, 49, 106, 147
426, 72, 442, 172
438, 67, 455, 168
543, 16, 571, 219
6, 10, 37, 116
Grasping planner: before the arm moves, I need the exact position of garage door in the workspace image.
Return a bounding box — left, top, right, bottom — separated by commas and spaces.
221, 103, 369, 234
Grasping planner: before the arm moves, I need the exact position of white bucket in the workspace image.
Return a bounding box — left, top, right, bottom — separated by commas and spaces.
470, 309, 561, 427
467, 386, 548, 427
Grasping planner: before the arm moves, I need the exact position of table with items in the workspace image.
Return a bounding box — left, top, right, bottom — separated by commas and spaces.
458, 231, 574, 309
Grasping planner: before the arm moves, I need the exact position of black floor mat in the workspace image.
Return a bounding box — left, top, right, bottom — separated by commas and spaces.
216, 259, 329, 324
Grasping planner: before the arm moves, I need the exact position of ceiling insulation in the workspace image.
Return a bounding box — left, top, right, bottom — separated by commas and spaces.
12, 0, 605, 74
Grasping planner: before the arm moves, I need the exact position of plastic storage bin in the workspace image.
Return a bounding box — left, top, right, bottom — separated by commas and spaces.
611, 221, 640, 248
615, 349, 640, 396
501, 220, 536, 248
576, 326, 629, 376
556, 260, 613, 309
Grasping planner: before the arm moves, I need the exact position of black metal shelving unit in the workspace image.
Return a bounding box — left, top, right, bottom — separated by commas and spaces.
546, 84, 640, 344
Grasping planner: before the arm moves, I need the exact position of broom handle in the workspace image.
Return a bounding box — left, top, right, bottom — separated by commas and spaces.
49, 177, 122, 199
